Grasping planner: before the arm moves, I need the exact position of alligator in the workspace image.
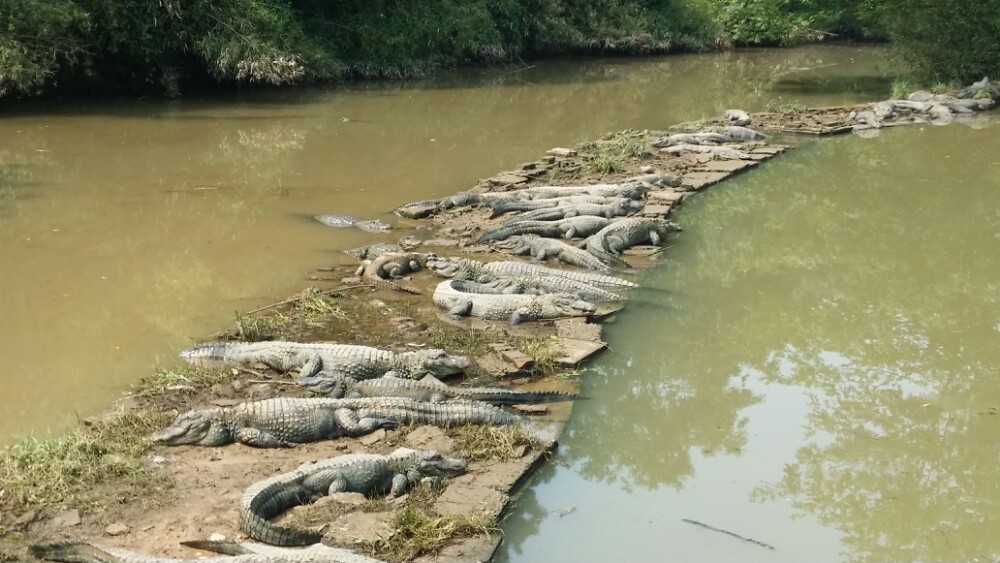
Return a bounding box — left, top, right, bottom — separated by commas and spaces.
850, 109, 881, 129
584, 218, 682, 257
659, 143, 749, 160
152, 396, 518, 447
30, 540, 387, 563
179, 341, 470, 380
241, 448, 466, 546
508, 235, 627, 271
314, 215, 391, 232
425, 255, 638, 289
927, 103, 954, 124
872, 100, 897, 120
501, 198, 643, 226
477, 216, 611, 243
472, 274, 624, 302
489, 194, 634, 217
651, 132, 727, 148
723, 109, 752, 126
957, 76, 996, 99
703, 125, 769, 142
433, 279, 595, 324
354, 251, 428, 294
298, 373, 578, 405
344, 243, 403, 261
395, 198, 441, 219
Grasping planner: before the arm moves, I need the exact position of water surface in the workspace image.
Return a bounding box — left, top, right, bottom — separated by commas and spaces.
495, 121, 1000, 562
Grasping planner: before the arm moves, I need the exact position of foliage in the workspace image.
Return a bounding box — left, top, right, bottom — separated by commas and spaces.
706, 0, 886, 45
880, 0, 1000, 83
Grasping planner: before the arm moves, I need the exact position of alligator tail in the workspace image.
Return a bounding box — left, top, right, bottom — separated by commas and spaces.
465, 389, 578, 405
30, 543, 122, 563
241, 491, 324, 547
586, 248, 633, 271
180, 540, 252, 555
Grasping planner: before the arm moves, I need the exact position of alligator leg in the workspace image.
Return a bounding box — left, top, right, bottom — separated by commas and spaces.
333, 408, 398, 436
649, 230, 662, 246
299, 354, 324, 378
389, 473, 411, 497
447, 299, 473, 320
510, 307, 535, 325
605, 235, 627, 255
235, 428, 296, 448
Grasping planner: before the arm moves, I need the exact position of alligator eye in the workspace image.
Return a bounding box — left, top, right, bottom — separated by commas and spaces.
427, 453, 442, 460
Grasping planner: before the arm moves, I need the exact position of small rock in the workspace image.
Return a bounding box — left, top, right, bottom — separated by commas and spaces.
12, 508, 41, 528
500, 349, 535, 370
358, 429, 386, 446
640, 165, 654, 173
513, 445, 529, 458
540, 156, 556, 165
334, 443, 349, 451
518, 162, 537, 171
51, 509, 81, 528
150, 455, 168, 466
341, 276, 363, 284
367, 299, 387, 309
209, 449, 224, 462
488, 343, 513, 352
105, 522, 129, 536
546, 147, 577, 157
230, 379, 244, 392
209, 533, 226, 542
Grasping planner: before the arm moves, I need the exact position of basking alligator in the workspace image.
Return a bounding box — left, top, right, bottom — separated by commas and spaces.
723, 109, 752, 126
703, 125, 769, 142
298, 373, 578, 405
425, 256, 638, 289
508, 235, 627, 271
472, 274, 623, 302
660, 143, 749, 160
584, 218, 682, 257
179, 341, 470, 380
433, 279, 596, 324
343, 243, 403, 261
490, 194, 632, 217
354, 251, 428, 294
242, 448, 466, 546
501, 198, 643, 226
651, 132, 727, 147
153, 396, 518, 447
31, 541, 386, 563
477, 216, 611, 243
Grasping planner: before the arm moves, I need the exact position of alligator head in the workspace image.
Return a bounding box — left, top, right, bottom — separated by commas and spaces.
395, 199, 441, 219
398, 348, 472, 378
545, 295, 597, 317
391, 447, 467, 478
152, 408, 231, 446
295, 372, 350, 397
619, 199, 645, 215
425, 256, 472, 278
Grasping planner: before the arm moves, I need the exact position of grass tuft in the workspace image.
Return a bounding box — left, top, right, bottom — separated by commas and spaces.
294, 289, 347, 327
370, 502, 494, 563
591, 154, 626, 174
449, 425, 541, 462
0, 410, 170, 521
889, 79, 911, 99
765, 98, 804, 113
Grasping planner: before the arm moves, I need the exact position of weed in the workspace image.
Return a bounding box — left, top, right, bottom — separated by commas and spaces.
295, 288, 347, 328
449, 425, 542, 462
930, 82, 957, 94
591, 154, 626, 174
610, 137, 651, 158
369, 500, 494, 563
234, 310, 282, 341
133, 364, 234, 398
889, 79, 911, 99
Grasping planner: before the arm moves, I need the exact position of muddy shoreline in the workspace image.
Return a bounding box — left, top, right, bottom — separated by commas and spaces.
1, 85, 996, 562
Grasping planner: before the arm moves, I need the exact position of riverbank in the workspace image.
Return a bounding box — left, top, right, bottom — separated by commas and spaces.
1, 81, 996, 562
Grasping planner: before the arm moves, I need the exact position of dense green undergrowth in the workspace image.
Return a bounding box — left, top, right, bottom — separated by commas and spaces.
1, 0, 997, 98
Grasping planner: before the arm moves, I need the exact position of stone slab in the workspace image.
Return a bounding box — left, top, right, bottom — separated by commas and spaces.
642, 204, 672, 217
490, 173, 529, 185
546, 147, 577, 157
554, 318, 604, 342
751, 145, 788, 155
647, 189, 685, 204
681, 171, 730, 190
555, 338, 607, 366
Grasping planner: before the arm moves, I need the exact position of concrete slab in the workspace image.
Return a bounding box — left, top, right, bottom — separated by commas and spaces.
555, 338, 607, 366
681, 171, 729, 190
701, 159, 757, 173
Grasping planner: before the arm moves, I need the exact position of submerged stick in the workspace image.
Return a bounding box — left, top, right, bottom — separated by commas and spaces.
681, 518, 776, 550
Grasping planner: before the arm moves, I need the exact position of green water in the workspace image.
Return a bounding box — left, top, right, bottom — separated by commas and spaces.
495, 121, 1000, 562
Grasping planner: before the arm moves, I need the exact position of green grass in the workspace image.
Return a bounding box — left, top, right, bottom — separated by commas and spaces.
0, 410, 171, 526
765, 98, 805, 113
449, 424, 542, 462
591, 154, 626, 174
889, 79, 912, 99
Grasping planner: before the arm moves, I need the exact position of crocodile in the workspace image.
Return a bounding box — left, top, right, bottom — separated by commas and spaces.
30, 541, 387, 563
425, 255, 638, 289
241, 448, 466, 546
343, 243, 403, 261
433, 279, 595, 324
651, 132, 727, 148
957, 76, 996, 99
659, 143, 749, 160
723, 109, 752, 126
440, 176, 672, 210
703, 125, 769, 142
179, 341, 470, 380
298, 373, 578, 405
152, 396, 518, 447
585, 218, 682, 257
477, 216, 611, 243
395, 198, 441, 219
508, 235, 627, 271
500, 198, 643, 226
850, 109, 881, 129
314, 215, 391, 232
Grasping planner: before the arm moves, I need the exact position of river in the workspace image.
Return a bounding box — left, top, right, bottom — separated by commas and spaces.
0, 44, 889, 441
494, 114, 1000, 561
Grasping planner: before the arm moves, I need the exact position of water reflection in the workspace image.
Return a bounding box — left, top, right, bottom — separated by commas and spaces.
497, 122, 1000, 562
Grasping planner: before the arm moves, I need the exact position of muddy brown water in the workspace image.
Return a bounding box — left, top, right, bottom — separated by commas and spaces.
0, 45, 890, 441
494, 121, 1000, 562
